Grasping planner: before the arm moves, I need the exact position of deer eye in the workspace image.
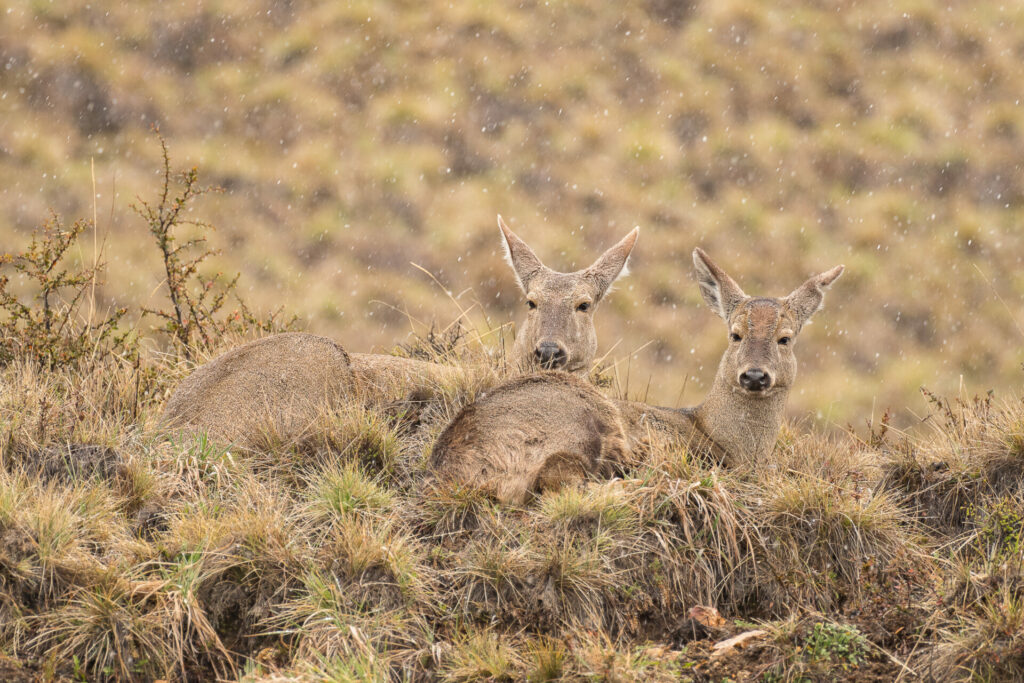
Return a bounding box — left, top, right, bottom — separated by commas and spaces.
778, 336, 791, 346
730, 332, 742, 342
576, 302, 591, 312
527, 300, 537, 310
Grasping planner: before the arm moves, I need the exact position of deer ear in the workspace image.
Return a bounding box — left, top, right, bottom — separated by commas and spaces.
585, 227, 639, 300
692, 248, 747, 321
498, 215, 547, 292
784, 264, 845, 327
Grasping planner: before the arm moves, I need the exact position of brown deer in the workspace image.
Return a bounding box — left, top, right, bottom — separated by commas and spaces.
499, 215, 638, 374
616, 248, 844, 464
162, 218, 638, 446
346, 216, 638, 389
428, 372, 631, 504
429, 248, 843, 502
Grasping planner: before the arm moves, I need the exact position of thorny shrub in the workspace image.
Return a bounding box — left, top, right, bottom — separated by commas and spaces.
0, 214, 129, 369
132, 128, 294, 357
1, 131, 291, 372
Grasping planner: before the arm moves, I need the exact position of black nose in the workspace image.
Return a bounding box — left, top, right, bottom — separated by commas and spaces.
739, 368, 771, 392
534, 342, 568, 369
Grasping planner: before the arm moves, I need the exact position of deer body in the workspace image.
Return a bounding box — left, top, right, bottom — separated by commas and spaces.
614, 368, 789, 465
162, 217, 637, 446
430, 248, 843, 500
163, 339, 455, 447
429, 373, 631, 504
162, 332, 354, 446
347, 352, 465, 392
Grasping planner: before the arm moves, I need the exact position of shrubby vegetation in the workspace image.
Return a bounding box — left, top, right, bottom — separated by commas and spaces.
0, 214, 128, 369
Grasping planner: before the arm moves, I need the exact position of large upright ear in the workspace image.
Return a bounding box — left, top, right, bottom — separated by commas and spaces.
498, 215, 547, 292
584, 227, 639, 300
692, 248, 747, 321
783, 264, 845, 327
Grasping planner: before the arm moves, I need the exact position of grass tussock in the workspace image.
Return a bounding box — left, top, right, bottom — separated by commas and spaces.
757, 475, 912, 607
926, 561, 1024, 681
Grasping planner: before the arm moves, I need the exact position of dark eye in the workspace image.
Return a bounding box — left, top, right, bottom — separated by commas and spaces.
527, 300, 537, 310
576, 302, 591, 312
778, 336, 791, 346
730, 333, 742, 342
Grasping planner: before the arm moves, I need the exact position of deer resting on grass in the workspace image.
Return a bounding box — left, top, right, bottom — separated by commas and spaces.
615, 248, 844, 463
429, 248, 843, 502
345, 216, 638, 385
162, 218, 638, 447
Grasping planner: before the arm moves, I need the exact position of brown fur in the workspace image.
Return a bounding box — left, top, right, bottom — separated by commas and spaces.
620, 249, 844, 464
500, 216, 638, 374
162, 333, 354, 447
613, 401, 726, 463
429, 373, 631, 504
348, 352, 465, 393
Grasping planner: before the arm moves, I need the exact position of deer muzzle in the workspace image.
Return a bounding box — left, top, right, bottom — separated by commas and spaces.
738, 367, 772, 392
534, 342, 569, 370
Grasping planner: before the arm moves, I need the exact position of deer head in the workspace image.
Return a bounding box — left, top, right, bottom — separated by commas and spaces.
500, 215, 638, 374
693, 247, 844, 397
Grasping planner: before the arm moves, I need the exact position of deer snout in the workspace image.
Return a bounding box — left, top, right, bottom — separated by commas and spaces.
738, 368, 772, 392
534, 342, 569, 370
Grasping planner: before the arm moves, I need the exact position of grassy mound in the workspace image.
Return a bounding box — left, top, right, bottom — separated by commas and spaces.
3, 336, 1019, 681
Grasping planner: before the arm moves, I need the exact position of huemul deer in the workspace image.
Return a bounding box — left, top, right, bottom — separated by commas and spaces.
162, 218, 638, 446
500, 216, 638, 374
429, 248, 843, 502
428, 372, 631, 504
616, 248, 844, 464
347, 216, 638, 389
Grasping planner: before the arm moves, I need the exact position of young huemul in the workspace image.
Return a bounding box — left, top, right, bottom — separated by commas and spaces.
162, 217, 638, 446
429, 249, 843, 502
499, 215, 638, 374
617, 248, 844, 464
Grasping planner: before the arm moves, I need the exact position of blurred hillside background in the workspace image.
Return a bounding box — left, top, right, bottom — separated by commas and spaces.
1, 0, 1022, 428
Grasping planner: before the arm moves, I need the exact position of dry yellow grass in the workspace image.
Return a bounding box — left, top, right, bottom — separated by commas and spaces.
0, 322, 1019, 680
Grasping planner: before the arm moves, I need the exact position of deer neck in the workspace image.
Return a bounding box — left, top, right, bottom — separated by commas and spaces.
692, 364, 789, 461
